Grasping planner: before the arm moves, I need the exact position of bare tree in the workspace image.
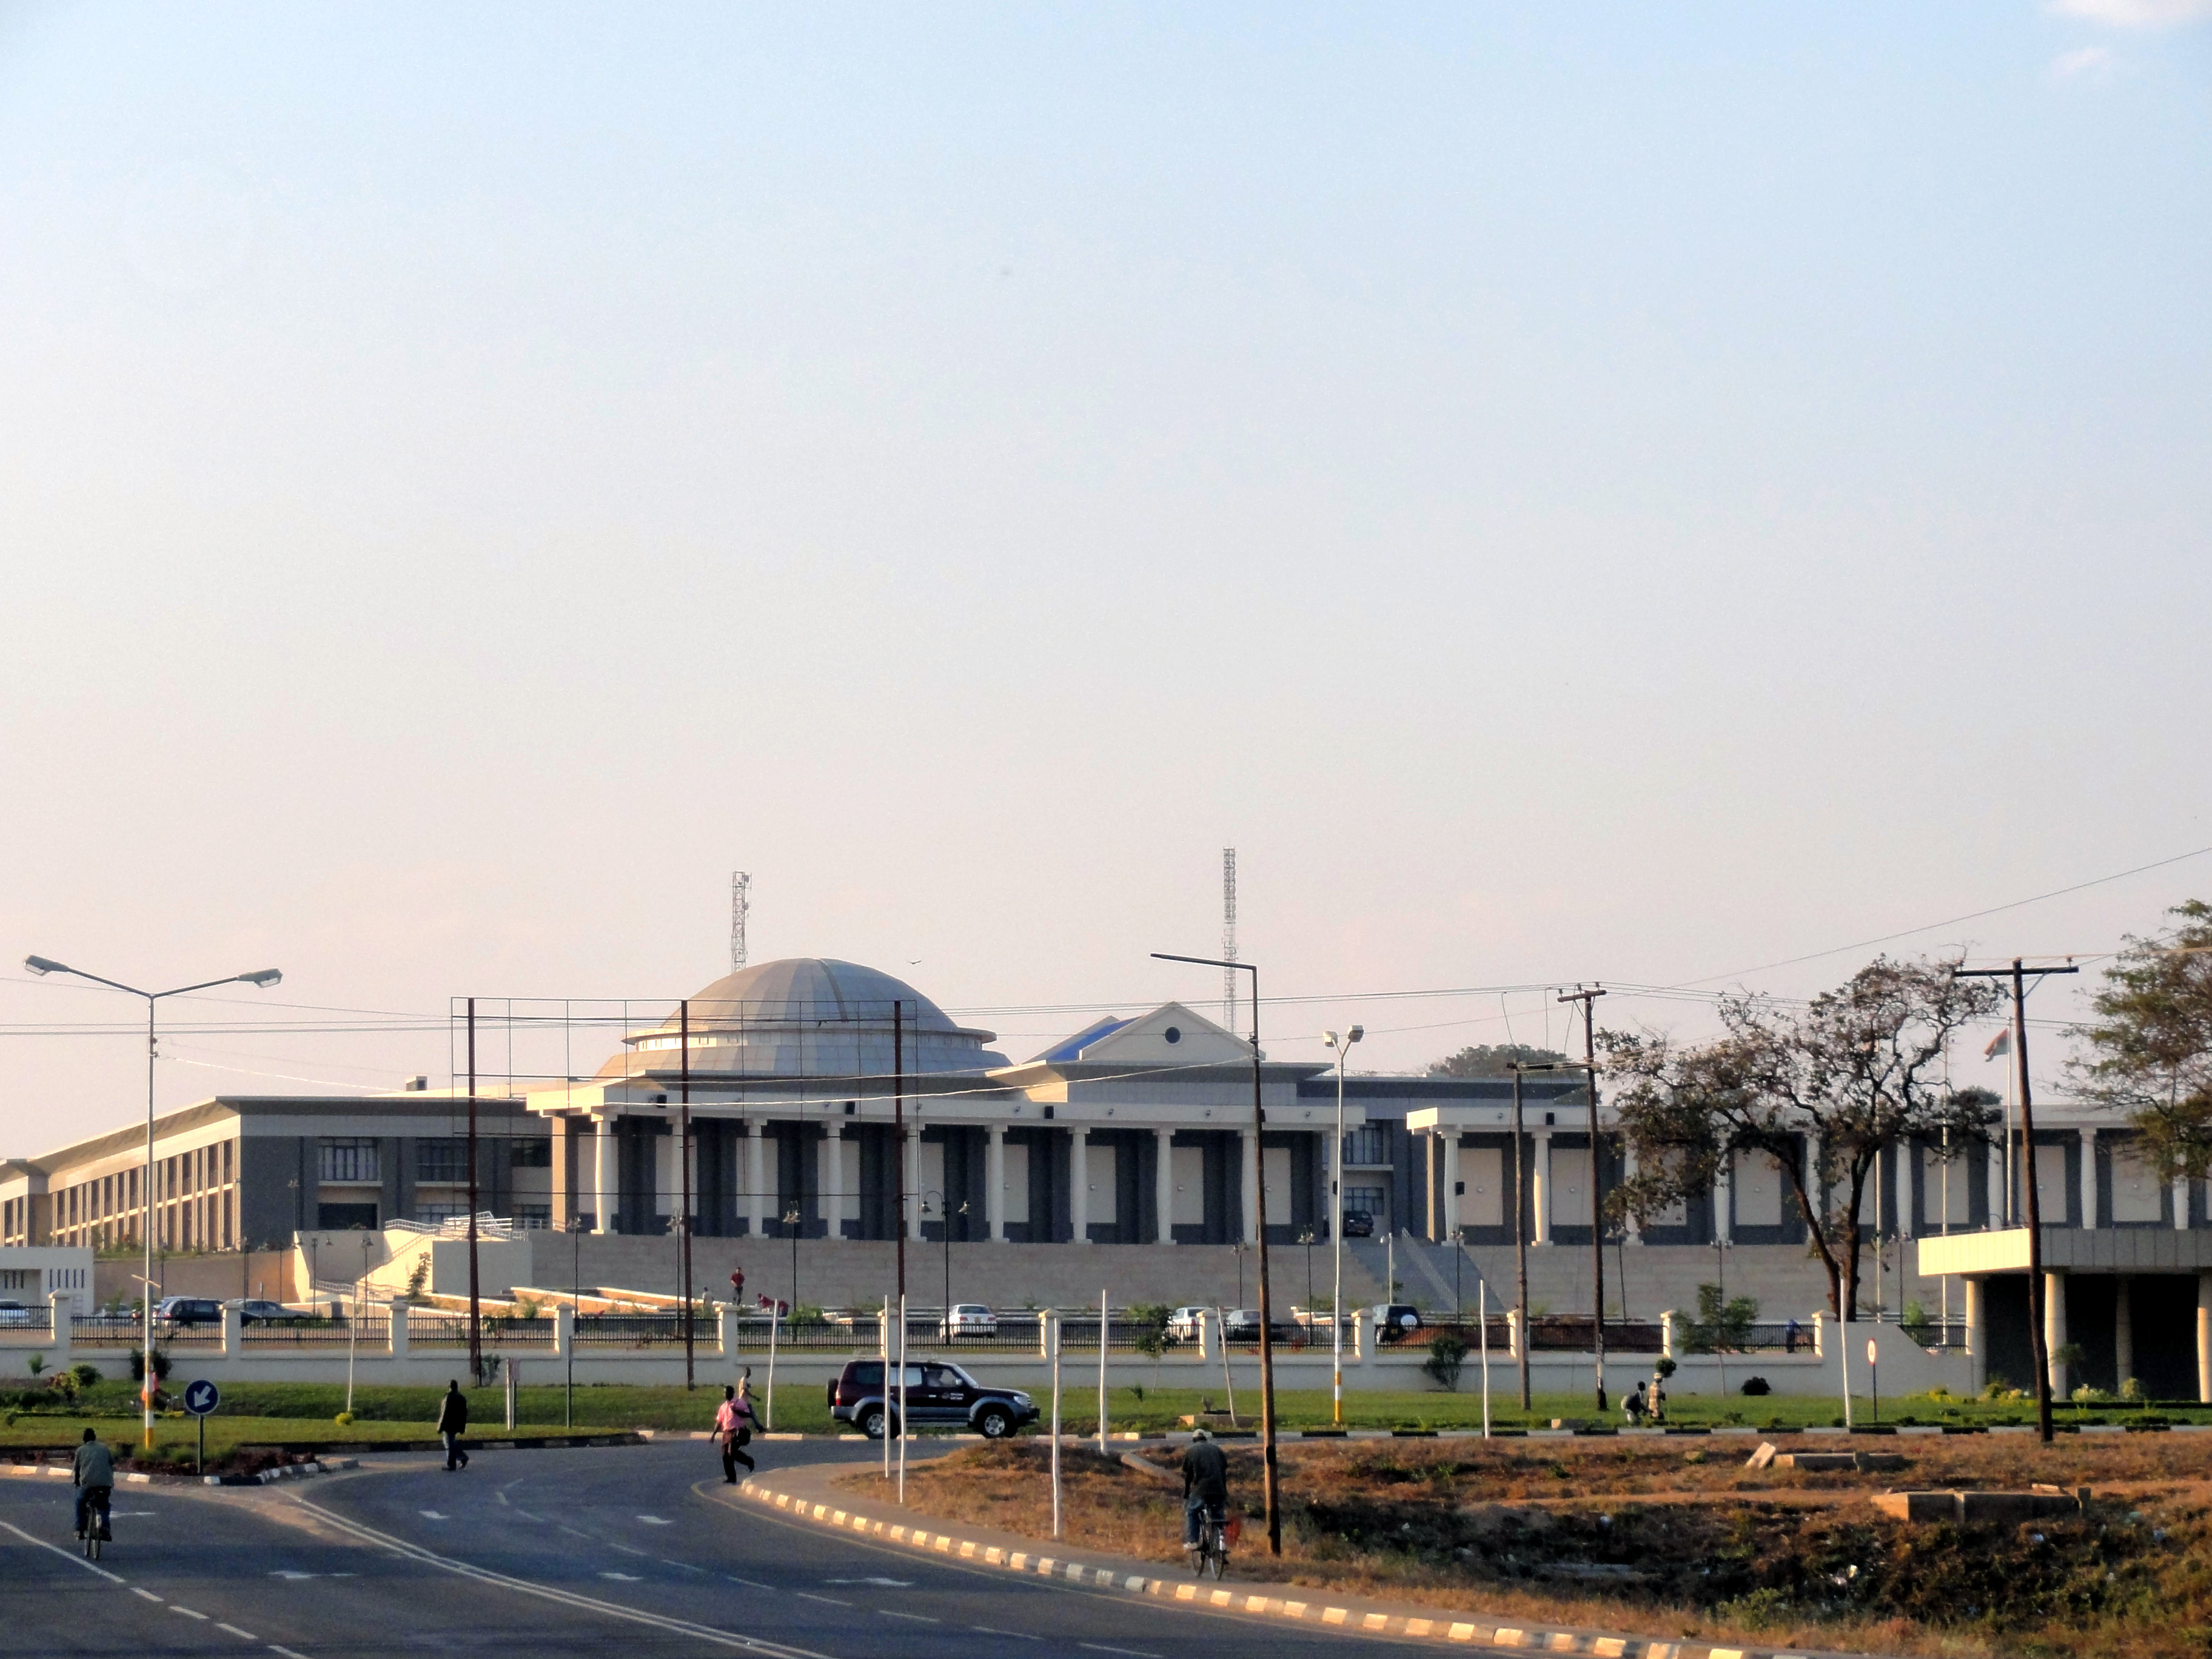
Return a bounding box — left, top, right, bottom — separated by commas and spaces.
1603, 958, 1999, 1319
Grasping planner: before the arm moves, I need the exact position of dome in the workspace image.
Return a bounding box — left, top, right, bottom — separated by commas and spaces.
600, 957, 1004, 1081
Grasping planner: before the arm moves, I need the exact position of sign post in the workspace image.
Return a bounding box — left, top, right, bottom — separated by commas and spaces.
183, 1379, 220, 1475
1868, 1337, 1880, 1426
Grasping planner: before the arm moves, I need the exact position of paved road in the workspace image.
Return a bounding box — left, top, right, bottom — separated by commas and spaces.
2, 1441, 1446, 1658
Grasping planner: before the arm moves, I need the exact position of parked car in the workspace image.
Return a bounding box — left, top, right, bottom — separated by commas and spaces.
1339, 1209, 1375, 1238
229, 1299, 293, 1325
827, 1358, 1037, 1440
1218, 1307, 1297, 1342
1367, 1302, 1423, 1342
935, 1304, 998, 1339
153, 1296, 224, 1327
0, 1300, 33, 1327
1164, 1306, 1209, 1344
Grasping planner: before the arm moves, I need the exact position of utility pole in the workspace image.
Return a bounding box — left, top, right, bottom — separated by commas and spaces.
680, 998, 695, 1389
1558, 986, 1609, 1415
893, 1001, 906, 1307
466, 998, 481, 1379
1953, 959, 2076, 1446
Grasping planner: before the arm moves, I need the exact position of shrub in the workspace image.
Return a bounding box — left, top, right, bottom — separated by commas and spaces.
25, 1353, 43, 1377
129, 1349, 173, 1383
334, 1410, 355, 1427
1422, 1333, 1469, 1392
1654, 1356, 1678, 1380
1740, 1375, 1771, 1396
71, 1363, 102, 1389
1127, 1303, 1171, 1361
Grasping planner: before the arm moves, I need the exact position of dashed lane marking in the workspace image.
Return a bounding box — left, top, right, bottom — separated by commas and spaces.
609, 1543, 649, 1557
794, 1593, 852, 1606
600, 1572, 643, 1581
879, 1610, 937, 1623
0, 1520, 127, 1586
132, 1588, 164, 1602
218, 1624, 260, 1640
419, 1510, 449, 1520
637, 1515, 674, 1526
661, 1559, 706, 1573
171, 1607, 210, 1620
971, 1628, 1040, 1641
1080, 1646, 1163, 1658
725, 1575, 775, 1590
270, 1646, 311, 1659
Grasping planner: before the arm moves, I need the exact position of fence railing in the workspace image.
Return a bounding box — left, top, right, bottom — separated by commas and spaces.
0, 1305, 55, 1338
1675, 1320, 1819, 1355
573, 1313, 695, 1349
1523, 1317, 1668, 1354
412, 1315, 557, 1350
244, 1315, 389, 1349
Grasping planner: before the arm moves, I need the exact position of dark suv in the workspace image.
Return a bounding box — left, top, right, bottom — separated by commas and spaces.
153, 1296, 224, 1327
827, 1359, 1037, 1440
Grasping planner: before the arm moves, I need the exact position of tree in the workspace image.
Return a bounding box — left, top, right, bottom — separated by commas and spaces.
1603, 956, 1999, 1320
1428, 1043, 1570, 1079
1678, 1284, 1757, 1355
2076, 900, 2212, 1179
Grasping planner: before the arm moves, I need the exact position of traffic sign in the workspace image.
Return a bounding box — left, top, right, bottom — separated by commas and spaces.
1865, 1339, 1877, 1366
183, 1379, 220, 1417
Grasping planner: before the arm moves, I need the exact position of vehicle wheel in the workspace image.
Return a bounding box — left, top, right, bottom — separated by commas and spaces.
976, 1406, 1013, 1439
857, 1405, 888, 1440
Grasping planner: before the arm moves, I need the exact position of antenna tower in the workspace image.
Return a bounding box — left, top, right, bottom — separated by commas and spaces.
729, 871, 751, 971
1221, 846, 1238, 1028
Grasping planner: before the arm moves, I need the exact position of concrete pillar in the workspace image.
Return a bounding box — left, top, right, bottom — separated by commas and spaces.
1715, 1154, 1734, 1246
2177, 1176, 2192, 1232
2199, 1273, 2212, 1405
1506, 1308, 1520, 1359
1239, 1128, 1259, 1245
904, 1126, 924, 1242
987, 1124, 1008, 1244
1989, 1136, 2008, 1229
1623, 1143, 1643, 1244
1532, 1130, 1553, 1245
2080, 1128, 2099, 1230
221, 1302, 241, 1359
1069, 1127, 1089, 1244
1154, 1128, 1174, 1244
592, 1116, 619, 1235
2115, 1276, 2134, 1390
1896, 1142, 1914, 1240
744, 1121, 766, 1239
1441, 1133, 1463, 1242
47, 1292, 71, 1369
394, 1302, 413, 1359
716, 1303, 739, 1359
2046, 1270, 2070, 1397
1660, 1308, 1675, 1358
1963, 1276, 1984, 1395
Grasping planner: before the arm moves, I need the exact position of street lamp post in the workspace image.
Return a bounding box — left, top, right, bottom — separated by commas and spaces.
24, 955, 281, 1449
1154, 949, 1283, 1557
1322, 1027, 1363, 1427
785, 1205, 803, 1313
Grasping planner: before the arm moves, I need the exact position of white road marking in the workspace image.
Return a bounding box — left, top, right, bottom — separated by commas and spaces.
971, 1628, 1041, 1641
725, 1575, 776, 1590
218, 1624, 260, 1640
419, 1510, 449, 1520
558, 1526, 593, 1540
1080, 1647, 1162, 1658
514, 1510, 546, 1522
601, 1572, 643, 1581
880, 1610, 937, 1623
171, 1606, 210, 1620
270, 1646, 312, 1659
637, 1515, 674, 1526
133, 1587, 165, 1602
795, 1593, 852, 1606
609, 1543, 649, 1557
826, 1577, 912, 1587
0, 1520, 126, 1585
660, 1559, 706, 1573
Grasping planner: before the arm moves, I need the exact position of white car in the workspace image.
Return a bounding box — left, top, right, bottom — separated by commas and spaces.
1164, 1306, 1209, 1344
936, 1303, 998, 1339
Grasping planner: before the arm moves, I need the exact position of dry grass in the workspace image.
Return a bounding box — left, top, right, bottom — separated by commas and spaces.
842, 1434, 2212, 1659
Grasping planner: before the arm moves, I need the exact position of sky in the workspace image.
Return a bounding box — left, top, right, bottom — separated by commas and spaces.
2, 2, 2208, 1156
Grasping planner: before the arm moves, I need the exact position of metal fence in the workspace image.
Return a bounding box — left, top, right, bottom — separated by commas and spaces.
244, 1315, 389, 1349
0, 1305, 54, 1338
71, 1315, 142, 1349
572, 1313, 697, 1349
412, 1315, 558, 1350
1522, 1318, 1667, 1354
1675, 1320, 1820, 1355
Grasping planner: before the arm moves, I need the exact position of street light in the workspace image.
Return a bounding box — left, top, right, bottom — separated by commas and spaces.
923, 1191, 968, 1327
24, 954, 281, 1448
1154, 948, 1284, 1557
783, 1205, 803, 1313
1322, 1025, 1364, 1426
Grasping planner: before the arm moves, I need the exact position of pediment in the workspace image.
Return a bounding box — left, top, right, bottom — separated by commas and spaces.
1068, 1002, 1254, 1066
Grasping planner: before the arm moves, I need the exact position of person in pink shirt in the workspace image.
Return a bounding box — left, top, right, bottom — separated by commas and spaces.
714, 1377, 755, 1482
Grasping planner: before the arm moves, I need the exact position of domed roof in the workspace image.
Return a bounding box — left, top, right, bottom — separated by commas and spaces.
602, 957, 1002, 1081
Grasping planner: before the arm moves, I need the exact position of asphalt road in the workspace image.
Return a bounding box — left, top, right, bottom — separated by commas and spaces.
1, 1439, 1449, 1658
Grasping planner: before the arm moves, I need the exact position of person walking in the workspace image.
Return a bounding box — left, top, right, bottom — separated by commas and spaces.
437, 1379, 471, 1471
72, 1427, 114, 1540
714, 1379, 755, 1482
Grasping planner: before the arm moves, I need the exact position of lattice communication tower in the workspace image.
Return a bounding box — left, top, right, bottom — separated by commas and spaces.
1221, 846, 1238, 1030
730, 871, 751, 971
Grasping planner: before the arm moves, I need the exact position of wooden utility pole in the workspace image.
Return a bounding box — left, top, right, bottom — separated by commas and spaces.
1954, 959, 2076, 1445
1558, 987, 1609, 1414
893, 1001, 906, 1306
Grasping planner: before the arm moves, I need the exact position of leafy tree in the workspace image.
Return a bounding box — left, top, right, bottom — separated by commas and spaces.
1421, 1332, 1469, 1391
1427, 1044, 1571, 1079
1603, 956, 1999, 1320
1679, 1284, 1758, 1354
2076, 900, 2212, 1178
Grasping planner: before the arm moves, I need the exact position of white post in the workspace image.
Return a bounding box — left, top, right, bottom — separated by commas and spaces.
1155, 1128, 1175, 1244
394, 1302, 414, 1361
1441, 1132, 1462, 1241
1989, 1135, 2008, 1231
2046, 1270, 2070, 1398
1838, 1312, 1853, 1430
1239, 1128, 1260, 1245
2197, 1273, 2212, 1406
905, 1128, 925, 1243
881, 1294, 891, 1484
594, 1116, 620, 1235
765, 1299, 779, 1430
48, 1292, 72, 1372
221, 1301, 241, 1361
1479, 1279, 1491, 1439
1623, 1143, 1643, 1245
1048, 1310, 1063, 1538
1070, 1128, 1090, 1245
745, 1121, 766, 1239
896, 1293, 909, 1502
1715, 1153, 1734, 1247
987, 1125, 1007, 1243
2080, 1129, 2099, 1231
1532, 1131, 1553, 1245
1963, 1276, 1985, 1396
1096, 1287, 1108, 1453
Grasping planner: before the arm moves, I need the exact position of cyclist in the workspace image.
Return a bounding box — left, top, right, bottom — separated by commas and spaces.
1180, 1427, 1229, 1557
72, 1429, 113, 1542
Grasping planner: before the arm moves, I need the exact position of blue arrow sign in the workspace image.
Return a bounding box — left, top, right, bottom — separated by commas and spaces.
183, 1379, 220, 1417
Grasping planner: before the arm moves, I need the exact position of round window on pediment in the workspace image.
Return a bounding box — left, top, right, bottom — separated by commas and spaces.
1164, 1027, 1181, 1044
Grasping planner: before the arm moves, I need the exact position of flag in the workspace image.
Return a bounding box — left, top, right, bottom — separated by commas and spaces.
1983, 1030, 2012, 1061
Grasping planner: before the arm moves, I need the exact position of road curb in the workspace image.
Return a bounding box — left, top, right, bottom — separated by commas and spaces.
731, 1472, 1837, 1659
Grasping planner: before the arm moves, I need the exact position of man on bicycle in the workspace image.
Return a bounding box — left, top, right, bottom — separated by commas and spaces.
1180, 1427, 1229, 1553
73, 1429, 113, 1540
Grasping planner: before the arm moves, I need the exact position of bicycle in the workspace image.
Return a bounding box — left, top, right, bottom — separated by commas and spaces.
1190, 1504, 1230, 1580
78, 1487, 111, 1560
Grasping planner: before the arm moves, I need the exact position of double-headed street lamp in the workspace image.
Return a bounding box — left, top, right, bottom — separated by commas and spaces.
1322, 1025, 1363, 1426
24, 954, 283, 1448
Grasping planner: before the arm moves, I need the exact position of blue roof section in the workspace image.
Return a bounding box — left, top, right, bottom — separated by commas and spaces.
1033, 1015, 1136, 1065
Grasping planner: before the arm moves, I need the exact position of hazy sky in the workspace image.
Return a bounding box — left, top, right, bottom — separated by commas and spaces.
4, 2, 2208, 1156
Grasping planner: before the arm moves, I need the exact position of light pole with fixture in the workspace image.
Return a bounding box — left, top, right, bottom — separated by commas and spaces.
1322, 1025, 1363, 1426
1154, 949, 1283, 1557
23, 954, 281, 1448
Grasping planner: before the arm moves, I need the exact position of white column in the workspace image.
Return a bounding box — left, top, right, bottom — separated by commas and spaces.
1070, 1127, 1090, 1244
904, 1126, 924, 1242
2080, 1128, 2099, 1230
744, 1120, 766, 1239
1715, 1154, 1734, 1246
2179, 1176, 2194, 1231
1963, 1275, 1985, 1395
1989, 1135, 2008, 1229
1532, 1130, 1553, 1245
1441, 1133, 1462, 1241
2198, 1272, 2212, 1404
593, 1116, 619, 1235
1155, 1128, 1175, 1244
1239, 1128, 1259, 1245
1623, 1142, 1643, 1244
2046, 1270, 2070, 1396
1897, 1142, 1914, 1239
987, 1124, 1007, 1243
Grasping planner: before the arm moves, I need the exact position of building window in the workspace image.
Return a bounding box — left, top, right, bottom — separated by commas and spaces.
414, 1202, 470, 1225
514, 1204, 552, 1229
319, 1138, 381, 1184
511, 1137, 552, 1170
415, 1139, 470, 1184
1342, 1126, 1391, 1167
